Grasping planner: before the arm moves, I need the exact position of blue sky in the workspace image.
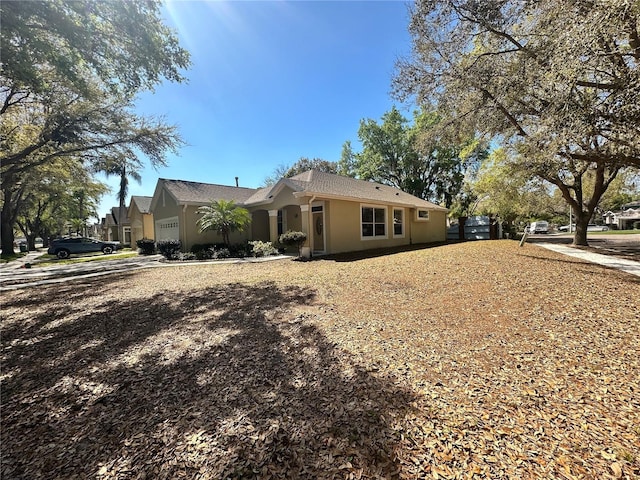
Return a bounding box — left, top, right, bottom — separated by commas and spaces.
98, 0, 415, 219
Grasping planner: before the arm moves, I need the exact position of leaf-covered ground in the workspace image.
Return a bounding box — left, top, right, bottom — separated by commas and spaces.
2, 240, 639, 479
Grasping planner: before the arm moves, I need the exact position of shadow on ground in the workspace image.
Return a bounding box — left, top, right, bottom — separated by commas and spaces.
320, 242, 447, 262
2, 278, 415, 479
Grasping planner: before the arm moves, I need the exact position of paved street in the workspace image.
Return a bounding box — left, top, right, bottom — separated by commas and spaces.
0, 252, 163, 291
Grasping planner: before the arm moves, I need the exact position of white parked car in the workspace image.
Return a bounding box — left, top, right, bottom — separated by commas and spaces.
587, 224, 609, 232
529, 221, 549, 234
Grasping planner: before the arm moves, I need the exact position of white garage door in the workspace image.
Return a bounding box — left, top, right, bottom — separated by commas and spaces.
155, 216, 179, 241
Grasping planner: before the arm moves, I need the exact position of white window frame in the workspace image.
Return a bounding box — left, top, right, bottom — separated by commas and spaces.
311, 201, 326, 254
393, 208, 404, 238
415, 209, 430, 222
123, 226, 132, 244
277, 209, 287, 236
360, 204, 388, 240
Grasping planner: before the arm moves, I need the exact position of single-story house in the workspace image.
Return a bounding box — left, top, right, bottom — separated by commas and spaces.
101, 206, 131, 244
149, 169, 448, 255
603, 200, 640, 230
128, 196, 154, 246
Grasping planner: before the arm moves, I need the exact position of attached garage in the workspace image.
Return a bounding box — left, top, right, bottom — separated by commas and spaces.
155, 216, 179, 241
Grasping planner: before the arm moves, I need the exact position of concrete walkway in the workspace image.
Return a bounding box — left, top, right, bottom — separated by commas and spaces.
536, 242, 640, 277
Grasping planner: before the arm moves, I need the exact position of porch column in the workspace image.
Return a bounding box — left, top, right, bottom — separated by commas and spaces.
268, 209, 278, 244
299, 205, 311, 249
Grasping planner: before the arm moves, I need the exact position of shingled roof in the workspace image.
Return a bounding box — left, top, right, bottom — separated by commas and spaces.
159, 179, 258, 205
245, 170, 447, 211
130, 196, 152, 214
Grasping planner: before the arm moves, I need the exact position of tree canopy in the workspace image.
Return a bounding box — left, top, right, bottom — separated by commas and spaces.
1, 0, 189, 97
0, 0, 190, 255
394, 0, 640, 244
263, 158, 338, 186
346, 107, 486, 207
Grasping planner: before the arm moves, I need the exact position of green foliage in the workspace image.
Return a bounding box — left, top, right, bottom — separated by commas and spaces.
191, 244, 231, 260
196, 199, 252, 246
0, 0, 190, 256
190, 243, 217, 255
228, 243, 252, 258
136, 238, 156, 255
279, 231, 307, 256
156, 239, 181, 259
1, 1, 190, 97
349, 107, 486, 207
248, 241, 279, 258
263, 158, 338, 186
394, 0, 640, 244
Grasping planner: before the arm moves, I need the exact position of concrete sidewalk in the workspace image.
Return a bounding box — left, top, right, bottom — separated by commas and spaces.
536, 243, 640, 277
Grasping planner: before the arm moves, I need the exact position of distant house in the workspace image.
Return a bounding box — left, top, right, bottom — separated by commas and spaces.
604, 201, 640, 230
128, 196, 154, 246
149, 170, 448, 255
102, 206, 131, 244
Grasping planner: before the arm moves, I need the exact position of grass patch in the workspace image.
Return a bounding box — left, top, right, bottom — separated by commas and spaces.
0, 252, 27, 263
35, 252, 139, 267
590, 229, 639, 235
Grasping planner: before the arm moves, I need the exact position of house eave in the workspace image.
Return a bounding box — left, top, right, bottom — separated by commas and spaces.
292, 191, 448, 211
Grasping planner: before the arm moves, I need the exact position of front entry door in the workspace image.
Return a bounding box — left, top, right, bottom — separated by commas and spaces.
311, 204, 325, 253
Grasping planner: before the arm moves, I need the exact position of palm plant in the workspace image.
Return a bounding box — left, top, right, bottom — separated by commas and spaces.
196, 199, 251, 246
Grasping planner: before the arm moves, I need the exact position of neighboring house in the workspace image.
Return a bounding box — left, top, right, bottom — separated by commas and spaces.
101, 206, 131, 244
87, 222, 101, 239
149, 170, 448, 255
102, 211, 118, 242
603, 200, 640, 230
128, 196, 154, 246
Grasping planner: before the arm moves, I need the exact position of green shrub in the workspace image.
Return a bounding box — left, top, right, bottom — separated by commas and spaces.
248, 240, 278, 257
177, 252, 196, 261
191, 243, 216, 255
156, 239, 181, 259
136, 238, 156, 255
634, 221, 640, 230
279, 230, 307, 256
229, 242, 251, 258
212, 247, 230, 259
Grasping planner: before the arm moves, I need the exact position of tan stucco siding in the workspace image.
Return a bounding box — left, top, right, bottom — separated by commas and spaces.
251, 210, 270, 242
143, 213, 154, 239
130, 211, 155, 246
185, 205, 251, 251
283, 205, 302, 232
152, 190, 181, 227
323, 200, 412, 254
264, 186, 302, 211
409, 209, 447, 244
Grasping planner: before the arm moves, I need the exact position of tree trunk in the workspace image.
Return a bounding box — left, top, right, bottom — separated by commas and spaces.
1, 213, 16, 255
573, 213, 590, 246
1, 190, 17, 256
26, 233, 36, 251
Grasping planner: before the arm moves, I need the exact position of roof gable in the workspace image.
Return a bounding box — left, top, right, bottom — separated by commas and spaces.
150, 178, 259, 212
130, 195, 152, 214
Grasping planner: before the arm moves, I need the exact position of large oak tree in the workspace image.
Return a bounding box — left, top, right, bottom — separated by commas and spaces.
349, 107, 486, 207
0, 0, 190, 255
394, 0, 640, 245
